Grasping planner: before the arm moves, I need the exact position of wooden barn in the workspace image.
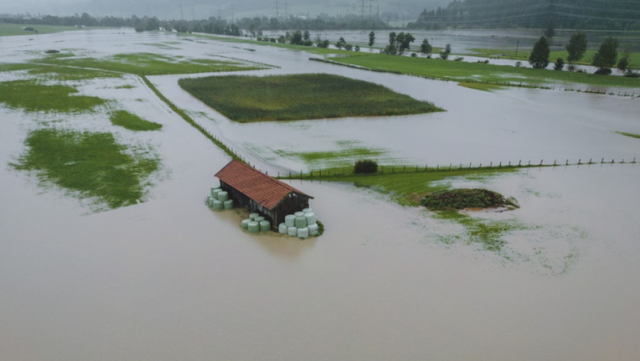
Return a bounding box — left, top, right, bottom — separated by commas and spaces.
215, 160, 313, 230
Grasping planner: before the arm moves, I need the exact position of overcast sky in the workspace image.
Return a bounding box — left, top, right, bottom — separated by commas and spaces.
1, 0, 451, 20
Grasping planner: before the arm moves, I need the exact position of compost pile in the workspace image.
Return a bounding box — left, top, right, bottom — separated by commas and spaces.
420, 188, 517, 211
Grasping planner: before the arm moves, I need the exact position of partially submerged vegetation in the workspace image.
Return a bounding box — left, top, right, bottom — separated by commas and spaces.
284, 165, 523, 252
328, 54, 640, 88
0, 23, 81, 37
0, 80, 105, 113
617, 131, 640, 139
179, 74, 443, 122
110, 110, 162, 131
11, 129, 160, 209
38, 52, 264, 75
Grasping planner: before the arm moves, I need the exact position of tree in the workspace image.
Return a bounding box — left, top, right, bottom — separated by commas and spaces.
440, 43, 451, 59
368, 31, 375, 47
397, 32, 415, 55
617, 45, 632, 71
335, 37, 347, 49
544, 18, 555, 39
529, 36, 550, 68
290, 30, 303, 45
592, 37, 619, 71
566, 32, 587, 64
420, 39, 432, 56
303, 30, 310, 42
554, 58, 564, 70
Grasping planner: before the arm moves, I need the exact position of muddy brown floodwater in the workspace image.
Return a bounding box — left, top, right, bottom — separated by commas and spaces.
1, 29, 640, 361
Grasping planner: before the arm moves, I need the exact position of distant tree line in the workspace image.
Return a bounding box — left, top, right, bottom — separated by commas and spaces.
408, 0, 640, 30
0, 12, 387, 35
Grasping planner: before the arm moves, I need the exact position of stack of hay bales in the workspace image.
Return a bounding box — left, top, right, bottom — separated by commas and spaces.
279, 208, 318, 239
241, 213, 271, 234
206, 185, 233, 211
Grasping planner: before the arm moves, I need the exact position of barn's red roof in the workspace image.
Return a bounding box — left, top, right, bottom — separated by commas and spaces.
215, 160, 313, 210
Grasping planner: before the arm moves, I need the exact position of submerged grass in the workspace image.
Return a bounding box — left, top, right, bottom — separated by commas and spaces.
276, 145, 385, 167
286, 165, 523, 252
329, 54, 640, 88
11, 128, 160, 209
27, 65, 120, 80
37, 52, 263, 75
179, 74, 443, 122
434, 211, 528, 252
0, 80, 105, 113
0, 23, 82, 37
617, 131, 640, 139
288, 166, 517, 207
110, 110, 162, 131
458, 82, 505, 92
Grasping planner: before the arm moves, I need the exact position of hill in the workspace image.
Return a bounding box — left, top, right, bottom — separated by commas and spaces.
409, 0, 640, 30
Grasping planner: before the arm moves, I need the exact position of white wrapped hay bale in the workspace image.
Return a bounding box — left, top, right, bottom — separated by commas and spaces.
304, 212, 316, 226
259, 220, 271, 231
308, 223, 319, 236
248, 221, 260, 233
285, 215, 296, 227
297, 227, 309, 239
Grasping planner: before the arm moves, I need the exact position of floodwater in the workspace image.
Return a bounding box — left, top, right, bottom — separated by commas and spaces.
263, 28, 640, 54
1, 29, 640, 361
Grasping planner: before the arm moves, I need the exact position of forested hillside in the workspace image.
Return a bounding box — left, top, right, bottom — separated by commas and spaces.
409, 0, 640, 30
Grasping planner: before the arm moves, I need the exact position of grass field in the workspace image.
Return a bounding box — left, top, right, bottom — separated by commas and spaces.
110, 110, 162, 131
329, 54, 640, 88
11, 129, 160, 209
0, 80, 105, 113
37, 52, 265, 75
470, 48, 640, 68
0, 23, 82, 37
179, 74, 443, 122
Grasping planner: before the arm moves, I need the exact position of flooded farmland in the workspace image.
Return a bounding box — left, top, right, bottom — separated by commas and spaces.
1, 28, 640, 361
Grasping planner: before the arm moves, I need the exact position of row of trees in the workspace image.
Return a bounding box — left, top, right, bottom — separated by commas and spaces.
529, 33, 634, 74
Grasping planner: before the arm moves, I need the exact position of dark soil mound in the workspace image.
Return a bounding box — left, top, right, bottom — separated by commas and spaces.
420, 188, 517, 211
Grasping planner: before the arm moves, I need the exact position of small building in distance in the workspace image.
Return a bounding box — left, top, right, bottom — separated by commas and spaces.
215, 160, 313, 230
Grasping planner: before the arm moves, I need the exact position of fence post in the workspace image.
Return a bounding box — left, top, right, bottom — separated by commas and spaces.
578, 159, 581, 165
540, 159, 543, 166
601, 158, 604, 164
518, 160, 521, 166
553, 160, 556, 166
566, 159, 568, 166
499, 162, 501, 168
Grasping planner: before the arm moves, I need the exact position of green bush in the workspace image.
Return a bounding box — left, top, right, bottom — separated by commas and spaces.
354, 159, 378, 174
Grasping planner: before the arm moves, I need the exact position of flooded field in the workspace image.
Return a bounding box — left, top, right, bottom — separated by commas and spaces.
1, 29, 640, 360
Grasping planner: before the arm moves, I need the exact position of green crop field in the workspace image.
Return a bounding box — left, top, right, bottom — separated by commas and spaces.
179, 73, 443, 122
11, 129, 160, 209
0, 23, 82, 37
329, 54, 640, 88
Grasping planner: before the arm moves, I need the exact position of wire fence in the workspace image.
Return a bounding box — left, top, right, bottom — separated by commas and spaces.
276, 157, 638, 179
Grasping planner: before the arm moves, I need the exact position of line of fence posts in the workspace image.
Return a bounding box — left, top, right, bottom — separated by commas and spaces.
290, 157, 637, 179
